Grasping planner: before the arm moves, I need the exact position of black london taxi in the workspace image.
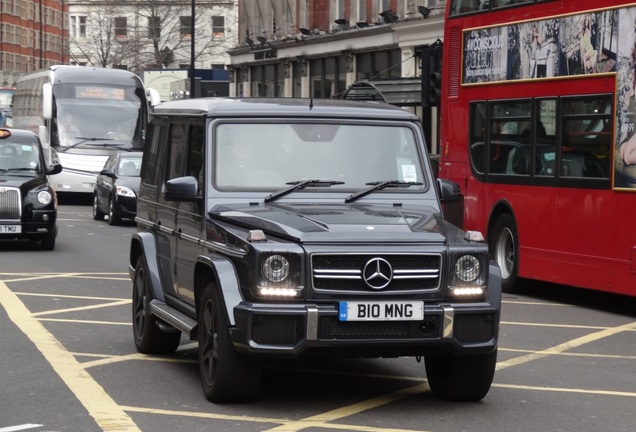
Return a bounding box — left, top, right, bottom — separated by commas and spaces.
129, 98, 502, 404
0, 128, 62, 250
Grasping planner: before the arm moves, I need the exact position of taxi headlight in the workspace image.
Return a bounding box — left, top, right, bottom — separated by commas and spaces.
37, 190, 53, 205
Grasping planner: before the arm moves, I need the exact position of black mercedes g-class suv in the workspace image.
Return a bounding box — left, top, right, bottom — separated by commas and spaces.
130, 98, 501, 403
0, 128, 62, 250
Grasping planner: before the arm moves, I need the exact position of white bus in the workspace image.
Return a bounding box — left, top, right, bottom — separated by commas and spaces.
13, 66, 160, 195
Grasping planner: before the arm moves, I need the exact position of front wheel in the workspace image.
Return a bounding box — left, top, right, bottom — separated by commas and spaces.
108, 195, 121, 226
425, 349, 497, 402
198, 282, 262, 403
490, 213, 519, 293
93, 194, 105, 220
132, 257, 181, 354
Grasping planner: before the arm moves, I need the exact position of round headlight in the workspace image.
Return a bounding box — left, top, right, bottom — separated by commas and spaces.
37, 190, 53, 205
262, 255, 290, 283
454, 255, 481, 283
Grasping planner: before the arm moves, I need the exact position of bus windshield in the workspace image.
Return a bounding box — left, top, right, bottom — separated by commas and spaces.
53, 84, 143, 149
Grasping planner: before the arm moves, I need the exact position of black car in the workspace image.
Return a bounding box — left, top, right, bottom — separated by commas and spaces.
0, 128, 63, 250
93, 151, 142, 225
130, 98, 502, 404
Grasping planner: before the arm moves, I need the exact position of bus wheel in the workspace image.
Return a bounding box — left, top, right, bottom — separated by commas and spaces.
490, 213, 519, 293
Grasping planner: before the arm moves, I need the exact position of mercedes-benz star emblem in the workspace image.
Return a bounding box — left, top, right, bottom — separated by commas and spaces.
362, 257, 393, 289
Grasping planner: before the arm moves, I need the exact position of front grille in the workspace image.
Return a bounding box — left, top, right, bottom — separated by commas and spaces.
252, 315, 304, 345
454, 314, 496, 344
0, 187, 21, 220
319, 315, 440, 340
312, 253, 441, 293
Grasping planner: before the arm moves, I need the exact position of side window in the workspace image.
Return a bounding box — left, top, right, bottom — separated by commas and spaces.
142, 122, 162, 186
560, 96, 611, 179
187, 123, 205, 195
469, 102, 487, 174
489, 100, 531, 175
167, 122, 187, 180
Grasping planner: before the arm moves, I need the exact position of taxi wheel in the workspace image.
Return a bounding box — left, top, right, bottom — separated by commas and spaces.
132, 257, 181, 354
40, 228, 56, 251
198, 281, 262, 403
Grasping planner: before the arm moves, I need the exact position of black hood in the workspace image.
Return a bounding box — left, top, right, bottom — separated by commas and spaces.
116, 175, 141, 193
208, 202, 458, 244
0, 174, 47, 192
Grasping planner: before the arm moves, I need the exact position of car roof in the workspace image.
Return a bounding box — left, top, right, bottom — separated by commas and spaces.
0, 128, 39, 144
151, 97, 420, 121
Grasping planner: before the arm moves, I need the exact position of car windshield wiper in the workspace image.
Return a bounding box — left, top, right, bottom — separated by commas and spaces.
264, 179, 345, 203
60, 137, 115, 152
6, 167, 37, 172
344, 180, 424, 203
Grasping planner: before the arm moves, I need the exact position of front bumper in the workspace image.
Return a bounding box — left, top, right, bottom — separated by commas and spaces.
231, 301, 499, 358
0, 210, 57, 240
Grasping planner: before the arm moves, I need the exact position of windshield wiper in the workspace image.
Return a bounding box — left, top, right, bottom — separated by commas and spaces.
6, 167, 37, 172
60, 137, 115, 152
264, 179, 345, 203
345, 180, 423, 203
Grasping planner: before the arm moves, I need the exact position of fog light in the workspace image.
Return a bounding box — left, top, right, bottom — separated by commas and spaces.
42, 214, 49, 222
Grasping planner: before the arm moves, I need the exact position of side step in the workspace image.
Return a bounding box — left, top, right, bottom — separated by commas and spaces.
150, 299, 197, 338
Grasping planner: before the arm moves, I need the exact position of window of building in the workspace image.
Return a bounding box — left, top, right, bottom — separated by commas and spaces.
180, 16, 192, 37
356, 49, 401, 81
148, 16, 161, 39
212, 16, 225, 38
114, 17, 127, 38
70, 15, 87, 38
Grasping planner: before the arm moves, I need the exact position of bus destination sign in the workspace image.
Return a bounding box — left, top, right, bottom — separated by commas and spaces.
76, 86, 125, 100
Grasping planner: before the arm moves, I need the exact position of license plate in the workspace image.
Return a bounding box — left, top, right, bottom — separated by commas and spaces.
339, 301, 424, 321
0, 225, 21, 234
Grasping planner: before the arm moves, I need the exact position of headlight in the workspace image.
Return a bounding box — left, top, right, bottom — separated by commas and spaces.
116, 185, 136, 197
37, 190, 53, 205
257, 253, 302, 298
262, 254, 290, 282
450, 253, 487, 298
455, 255, 481, 283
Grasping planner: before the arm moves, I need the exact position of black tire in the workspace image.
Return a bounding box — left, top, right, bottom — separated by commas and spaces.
198, 282, 262, 403
132, 257, 181, 354
425, 349, 497, 402
490, 213, 519, 293
93, 194, 105, 220
40, 227, 56, 251
108, 195, 121, 226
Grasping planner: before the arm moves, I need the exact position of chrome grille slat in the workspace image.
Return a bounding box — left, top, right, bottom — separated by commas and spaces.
0, 187, 21, 220
312, 253, 442, 293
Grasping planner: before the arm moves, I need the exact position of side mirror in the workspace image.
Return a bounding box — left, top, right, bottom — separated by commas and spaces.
164, 176, 201, 202
100, 169, 117, 179
437, 178, 461, 204
47, 163, 63, 175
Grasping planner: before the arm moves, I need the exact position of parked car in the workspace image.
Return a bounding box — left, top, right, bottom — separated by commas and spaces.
93, 151, 142, 225
129, 98, 502, 404
0, 128, 63, 250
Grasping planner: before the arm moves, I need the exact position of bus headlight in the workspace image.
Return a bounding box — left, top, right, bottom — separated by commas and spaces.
37, 190, 53, 205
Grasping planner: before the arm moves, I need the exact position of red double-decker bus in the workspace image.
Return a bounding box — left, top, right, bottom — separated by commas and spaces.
439, 0, 636, 296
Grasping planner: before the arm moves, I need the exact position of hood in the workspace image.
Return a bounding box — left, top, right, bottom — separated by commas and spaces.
0, 173, 47, 191
209, 202, 454, 243
116, 175, 141, 193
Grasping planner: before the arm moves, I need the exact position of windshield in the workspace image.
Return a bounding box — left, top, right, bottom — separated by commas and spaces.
53, 86, 144, 149
0, 141, 42, 173
214, 122, 426, 191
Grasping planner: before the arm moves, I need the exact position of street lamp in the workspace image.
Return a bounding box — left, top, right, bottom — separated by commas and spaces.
190, 0, 195, 98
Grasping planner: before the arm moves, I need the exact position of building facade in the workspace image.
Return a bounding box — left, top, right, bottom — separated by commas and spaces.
227, 0, 446, 153
67, 0, 238, 76
0, 0, 68, 87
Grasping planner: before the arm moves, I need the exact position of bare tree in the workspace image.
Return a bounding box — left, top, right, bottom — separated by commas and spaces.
68, 0, 237, 73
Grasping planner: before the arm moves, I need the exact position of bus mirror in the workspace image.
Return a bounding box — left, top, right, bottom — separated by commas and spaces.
146, 87, 161, 107
42, 83, 53, 119
38, 125, 49, 145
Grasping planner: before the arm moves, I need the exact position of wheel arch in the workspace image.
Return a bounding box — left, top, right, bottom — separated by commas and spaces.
129, 231, 166, 302
194, 255, 242, 327
486, 200, 516, 245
